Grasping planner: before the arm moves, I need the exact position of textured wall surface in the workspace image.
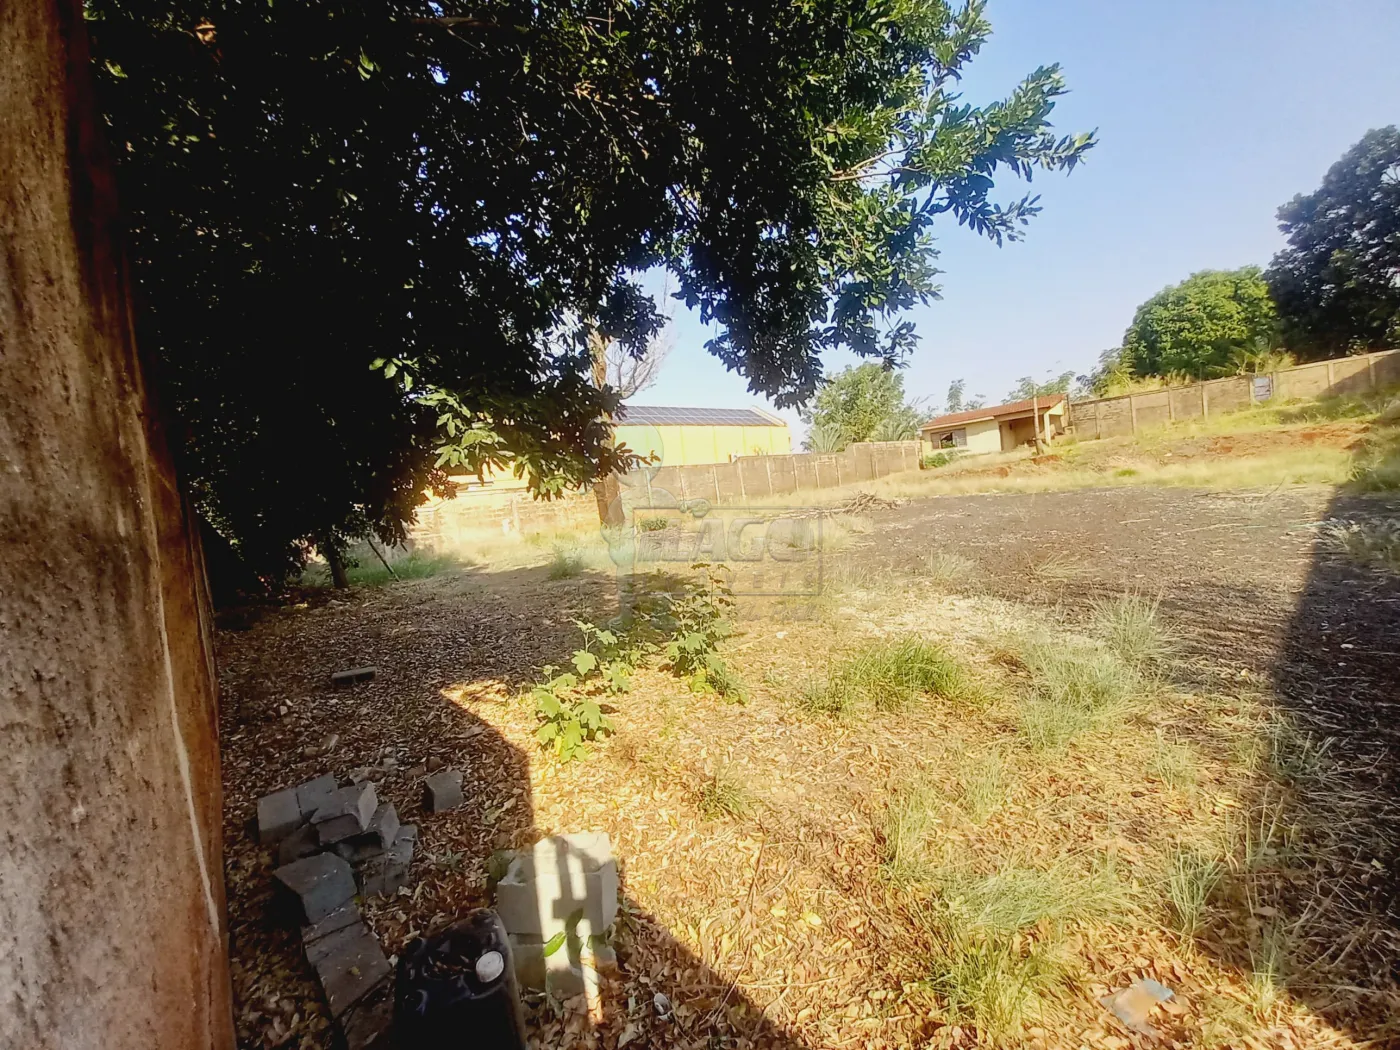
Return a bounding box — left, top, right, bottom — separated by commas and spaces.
0, 4, 234, 1048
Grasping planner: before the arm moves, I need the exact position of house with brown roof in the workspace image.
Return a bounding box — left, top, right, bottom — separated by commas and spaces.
919, 395, 1067, 454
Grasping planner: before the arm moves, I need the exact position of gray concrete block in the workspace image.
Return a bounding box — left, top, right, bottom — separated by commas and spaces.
508, 933, 617, 996
294, 773, 338, 821
301, 902, 362, 946
493, 833, 618, 939
331, 666, 377, 688
337, 979, 394, 1050
357, 826, 415, 898
306, 920, 391, 1018
422, 769, 463, 812
332, 803, 399, 865
313, 782, 378, 845
256, 787, 302, 845
277, 822, 322, 867
274, 853, 357, 924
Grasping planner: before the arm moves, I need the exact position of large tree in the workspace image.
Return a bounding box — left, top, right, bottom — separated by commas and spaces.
1265, 127, 1400, 358
801, 362, 923, 448
1120, 267, 1278, 380
90, 0, 1093, 579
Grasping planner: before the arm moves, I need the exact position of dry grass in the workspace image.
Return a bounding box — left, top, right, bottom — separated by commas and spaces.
1322, 518, 1400, 574
218, 528, 1400, 1049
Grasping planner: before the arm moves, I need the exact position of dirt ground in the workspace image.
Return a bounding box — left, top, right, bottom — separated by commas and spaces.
216, 482, 1400, 1050
855, 486, 1400, 761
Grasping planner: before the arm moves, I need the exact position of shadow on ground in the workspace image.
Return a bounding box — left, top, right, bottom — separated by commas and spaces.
217, 564, 809, 1049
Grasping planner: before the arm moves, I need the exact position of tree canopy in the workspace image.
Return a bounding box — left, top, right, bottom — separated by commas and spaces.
1119, 268, 1277, 380
801, 362, 923, 449
1006, 370, 1074, 401
944, 378, 986, 413
1265, 127, 1400, 358
89, 0, 1093, 578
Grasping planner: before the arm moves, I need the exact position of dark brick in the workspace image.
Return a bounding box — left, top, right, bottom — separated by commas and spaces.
358, 827, 415, 898
306, 921, 391, 1018
422, 769, 463, 813
301, 902, 362, 946
274, 853, 357, 924
277, 823, 321, 867
294, 773, 338, 820
312, 782, 377, 845
331, 666, 377, 688
256, 787, 301, 845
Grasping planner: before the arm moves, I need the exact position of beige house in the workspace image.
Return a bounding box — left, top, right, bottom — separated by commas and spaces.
920, 395, 1067, 455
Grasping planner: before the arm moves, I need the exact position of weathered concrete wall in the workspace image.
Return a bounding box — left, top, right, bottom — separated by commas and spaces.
411, 442, 923, 548
1068, 348, 1400, 439
0, 5, 234, 1049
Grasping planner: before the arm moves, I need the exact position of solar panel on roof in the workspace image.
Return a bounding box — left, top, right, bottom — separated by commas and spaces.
617, 405, 780, 427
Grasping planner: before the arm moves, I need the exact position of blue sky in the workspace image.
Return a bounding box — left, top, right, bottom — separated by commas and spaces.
636, 0, 1400, 438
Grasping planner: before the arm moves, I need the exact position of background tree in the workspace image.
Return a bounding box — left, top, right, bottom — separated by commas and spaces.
90, 0, 1093, 582
604, 307, 675, 398
1120, 268, 1278, 380
801, 362, 924, 448
944, 377, 985, 413
1265, 126, 1400, 357
803, 423, 847, 453
1006, 370, 1076, 400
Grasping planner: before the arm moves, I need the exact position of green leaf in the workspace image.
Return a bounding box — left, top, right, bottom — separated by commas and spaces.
542, 931, 566, 957
571, 650, 598, 675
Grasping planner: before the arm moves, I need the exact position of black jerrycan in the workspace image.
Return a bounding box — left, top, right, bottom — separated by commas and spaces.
395, 909, 527, 1049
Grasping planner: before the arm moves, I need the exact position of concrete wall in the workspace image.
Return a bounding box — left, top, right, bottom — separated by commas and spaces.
615, 422, 791, 466
0, 6, 233, 1048
412, 441, 922, 548
1068, 348, 1400, 439
963, 419, 1002, 454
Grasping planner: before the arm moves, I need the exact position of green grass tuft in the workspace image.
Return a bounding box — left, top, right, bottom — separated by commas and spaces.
695, 769, 752, 820
1091, 592, 1174, 670
1165, 846, 1222, 937
805, 636, 975, 715
919, 550, 979, 591
1016, 639, 1138, 749
926, 925, 1064, 1041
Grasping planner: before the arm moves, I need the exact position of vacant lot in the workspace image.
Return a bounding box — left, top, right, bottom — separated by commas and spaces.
219, 480, 1400, 1050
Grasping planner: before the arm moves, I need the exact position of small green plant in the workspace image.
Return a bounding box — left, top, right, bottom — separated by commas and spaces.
1113, 466, 1139, 477
1091, 592, 1173, 670
657, 568, 745, 701
1248, 921, 1292, 1020
1165, 846, 1222, 937
638, 515, 672, 532
695, 769, 752, 820
806, 637, 973, 715
532, 669, 614, 761
547, 544, 587, 579
1264, 715, 1332, 784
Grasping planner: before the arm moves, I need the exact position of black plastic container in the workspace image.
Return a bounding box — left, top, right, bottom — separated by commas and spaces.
395, 909, 527, 1049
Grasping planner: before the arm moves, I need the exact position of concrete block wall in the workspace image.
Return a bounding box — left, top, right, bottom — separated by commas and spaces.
1068, 348, 1400, 440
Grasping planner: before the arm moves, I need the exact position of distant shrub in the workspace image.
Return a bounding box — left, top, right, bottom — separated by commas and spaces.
923, 450, 962, 469
547, 545, 586, 579
638, 516, 671, 532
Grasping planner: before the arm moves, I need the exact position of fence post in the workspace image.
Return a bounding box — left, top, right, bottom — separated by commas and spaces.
1129, 395, 1138, 434
1327, 359, 1337, 392
1201, 382, 1208, 420
711, 466, 721, 505
1368, 352, 1376, 390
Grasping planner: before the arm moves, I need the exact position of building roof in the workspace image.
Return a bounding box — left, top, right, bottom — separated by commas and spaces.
920, 395, 1067, 432
617, 405, 785, 427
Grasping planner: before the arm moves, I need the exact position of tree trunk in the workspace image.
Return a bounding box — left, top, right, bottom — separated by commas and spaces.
325, 541, 350, 589
588, 325, 625, 527
0, 4, 235, 1049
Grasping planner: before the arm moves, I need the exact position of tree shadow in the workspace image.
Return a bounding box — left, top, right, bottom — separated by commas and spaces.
216, 562, 810, 1049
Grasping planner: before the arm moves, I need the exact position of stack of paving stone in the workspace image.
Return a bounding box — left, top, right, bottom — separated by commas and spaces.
491, 833, 618, 997
257, 775, 419, 1049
